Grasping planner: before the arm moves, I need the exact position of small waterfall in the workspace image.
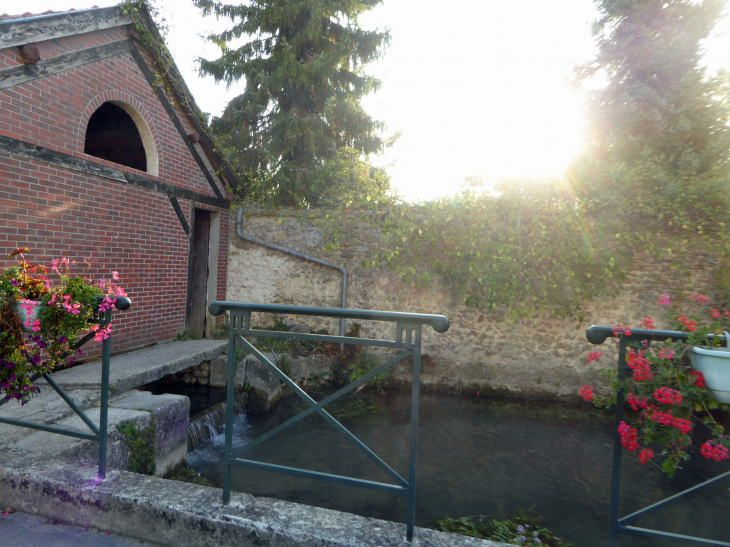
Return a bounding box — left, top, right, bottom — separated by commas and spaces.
187, 393, 248, 451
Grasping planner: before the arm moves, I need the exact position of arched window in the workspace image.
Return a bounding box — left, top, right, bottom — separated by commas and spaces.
84, 101, 158, 174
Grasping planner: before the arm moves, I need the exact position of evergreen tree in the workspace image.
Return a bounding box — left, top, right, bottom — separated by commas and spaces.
193, 0, 392, 206
572, 0, 730, 228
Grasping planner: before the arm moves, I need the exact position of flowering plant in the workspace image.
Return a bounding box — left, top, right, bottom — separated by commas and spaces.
581, 293, 730, 477
0, 248, 126, 405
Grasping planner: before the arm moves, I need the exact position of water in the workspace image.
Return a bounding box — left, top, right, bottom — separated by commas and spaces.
187, 390, 730, 546
186, 393, 248, 451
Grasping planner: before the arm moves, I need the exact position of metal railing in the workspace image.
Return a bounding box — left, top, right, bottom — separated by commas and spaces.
0, 296, 131, 478
208, 301, 450, 542
587, 325, 730, 547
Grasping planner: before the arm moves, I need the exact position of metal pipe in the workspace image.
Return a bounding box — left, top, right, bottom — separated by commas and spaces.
236, 208, 347, 337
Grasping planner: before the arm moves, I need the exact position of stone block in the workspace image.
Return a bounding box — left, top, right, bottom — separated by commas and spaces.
110, 391, 190, 476
289, 354, 336, 384
244, 352, 284, 411
209, 353, 246, 388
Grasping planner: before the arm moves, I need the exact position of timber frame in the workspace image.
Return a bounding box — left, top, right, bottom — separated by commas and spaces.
0, 4, 243, 236
0, 135, 227, 211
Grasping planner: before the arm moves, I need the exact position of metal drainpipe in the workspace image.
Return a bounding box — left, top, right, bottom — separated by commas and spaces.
236, 208, 347, 338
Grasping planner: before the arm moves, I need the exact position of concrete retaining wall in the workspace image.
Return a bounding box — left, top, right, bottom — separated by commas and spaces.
0, 457, 507, 547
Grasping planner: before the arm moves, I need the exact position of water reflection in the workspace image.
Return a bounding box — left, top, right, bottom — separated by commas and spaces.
187, 391, 730, 546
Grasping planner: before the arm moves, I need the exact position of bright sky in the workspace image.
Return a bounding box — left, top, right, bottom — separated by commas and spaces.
3, 0, 730, 201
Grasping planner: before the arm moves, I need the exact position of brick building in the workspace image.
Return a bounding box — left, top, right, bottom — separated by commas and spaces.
0, 5, 241, 352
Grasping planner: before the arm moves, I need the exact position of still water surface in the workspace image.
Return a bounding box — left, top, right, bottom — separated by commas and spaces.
187, 391, 730, 546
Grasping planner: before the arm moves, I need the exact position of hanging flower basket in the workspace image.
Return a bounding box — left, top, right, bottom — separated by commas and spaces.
1, 248, 126, 405
14, 299, 42, 333
691, 332, 730, 404
580, 293, 730, 477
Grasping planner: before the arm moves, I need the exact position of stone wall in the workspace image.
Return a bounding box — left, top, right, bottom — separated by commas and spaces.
227, 208, 722, 398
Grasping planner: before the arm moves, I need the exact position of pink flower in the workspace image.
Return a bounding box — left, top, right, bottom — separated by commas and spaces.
658, 294, 670, 306
640, 317, 655, 330
648, 408, 675, 426
112, 271, 120, 281
586, 351, 603, 363
638, 448, 654, 465
690, 370, 706, 388
580, 385, 594, 401
90, 324, 112, 342
678, 314, 696, 332
627, 392, 649, 410
689, 293, 709, 304
700, 441, 729, 461
653, 386, 683, 406
627, 348, 653, 381
618, 421, 639, 452
672, 417, 693, 435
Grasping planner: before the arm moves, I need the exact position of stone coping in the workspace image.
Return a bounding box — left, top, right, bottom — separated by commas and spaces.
48, 339, 228, 394
0, 456, 507, 547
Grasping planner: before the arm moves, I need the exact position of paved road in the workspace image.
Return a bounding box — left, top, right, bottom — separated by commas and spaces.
0, 511, 162, 547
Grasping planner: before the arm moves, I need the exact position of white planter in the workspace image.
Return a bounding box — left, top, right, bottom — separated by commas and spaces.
691, 332, 730, 404
13, 299, 42, 333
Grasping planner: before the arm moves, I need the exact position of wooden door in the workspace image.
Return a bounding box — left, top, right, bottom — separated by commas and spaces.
185, 208, 211, 337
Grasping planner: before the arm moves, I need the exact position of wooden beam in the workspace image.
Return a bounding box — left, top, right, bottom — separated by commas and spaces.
168, 195, 191, 237
0, 6, 130, 49
0, 134, 126, 182
0, 134, 228, 209
0, 39, 132, 91
128, 42, 227, 202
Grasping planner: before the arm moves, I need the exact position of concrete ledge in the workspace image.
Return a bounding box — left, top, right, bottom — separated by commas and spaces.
0, 459, 507, 547
49, 340, 228, 394
111, 391, 189, 476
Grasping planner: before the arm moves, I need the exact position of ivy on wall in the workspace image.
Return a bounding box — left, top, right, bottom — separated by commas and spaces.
240, 168, 730, 325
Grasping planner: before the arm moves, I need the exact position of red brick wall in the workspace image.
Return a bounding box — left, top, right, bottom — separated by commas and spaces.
0, 25, 229, 357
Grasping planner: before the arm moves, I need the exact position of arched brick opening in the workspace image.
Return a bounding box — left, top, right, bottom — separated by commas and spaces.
83, 99, 159, 176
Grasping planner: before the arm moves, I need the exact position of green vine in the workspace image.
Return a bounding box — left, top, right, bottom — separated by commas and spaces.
119, 1, 211, 136
366, 181, 626, 322
236, 165, 730, 323
117, 420, 156, 476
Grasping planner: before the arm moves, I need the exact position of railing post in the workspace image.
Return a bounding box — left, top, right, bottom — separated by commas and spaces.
222, 318, 238, 505
406, 325, 422, 542
98, 308, 112, 479
608, 336, 628, 546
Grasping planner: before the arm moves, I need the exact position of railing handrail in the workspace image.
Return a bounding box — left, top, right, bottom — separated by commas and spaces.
586, 325, 727, 346
208, 302, 450, 333
108, 295, 132, 310
586, 325, 689, 345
